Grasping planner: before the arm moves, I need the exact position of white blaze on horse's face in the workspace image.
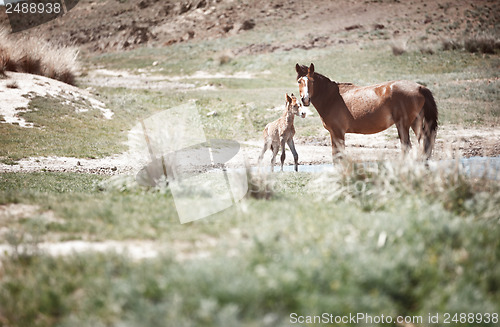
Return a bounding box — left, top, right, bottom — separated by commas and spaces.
298, 76, 311, 106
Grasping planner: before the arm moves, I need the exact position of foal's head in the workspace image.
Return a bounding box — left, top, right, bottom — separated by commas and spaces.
295, 63, 315, 106
286, 93, 306, 118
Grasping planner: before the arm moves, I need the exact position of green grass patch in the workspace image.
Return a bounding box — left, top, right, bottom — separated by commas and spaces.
0, 171, 499, 326
0, 96, 124, 160
1, 160, 499, 326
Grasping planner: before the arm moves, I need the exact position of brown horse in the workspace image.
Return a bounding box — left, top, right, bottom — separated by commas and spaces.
258, 93, 305, 171
296, 63, 438, 159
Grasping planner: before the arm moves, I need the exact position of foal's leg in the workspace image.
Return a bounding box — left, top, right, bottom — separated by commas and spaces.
258, 141, 270, 163
258, 141, 270, 173
270, 143, 279, 172
287, 138, 299, 171
280, 138, 287, 172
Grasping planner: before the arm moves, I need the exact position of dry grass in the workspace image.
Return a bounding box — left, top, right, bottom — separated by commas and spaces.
0, 28, 78, 85
6, 81, 19, 89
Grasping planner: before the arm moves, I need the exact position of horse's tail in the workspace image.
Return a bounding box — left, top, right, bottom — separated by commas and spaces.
419, 86, 438, 158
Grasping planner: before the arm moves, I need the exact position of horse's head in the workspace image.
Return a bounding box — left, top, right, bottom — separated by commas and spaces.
286, 93, 306, 118
296, 63, 315, 106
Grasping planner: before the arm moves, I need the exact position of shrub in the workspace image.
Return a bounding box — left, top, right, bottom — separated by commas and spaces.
391, 44, 406, 56
464, 34, 497, 54
441, 38, 462, 51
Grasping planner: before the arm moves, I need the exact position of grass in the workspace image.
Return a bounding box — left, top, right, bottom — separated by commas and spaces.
0, 96, 126, 161
0, 159, 499, 327
0, 28, 78, 85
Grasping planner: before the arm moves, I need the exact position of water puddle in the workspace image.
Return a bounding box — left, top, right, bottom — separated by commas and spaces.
254, 156, 500, 179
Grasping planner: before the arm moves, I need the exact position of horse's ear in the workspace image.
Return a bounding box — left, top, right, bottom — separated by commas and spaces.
286, 93, 291, 103
309, 63, 315, 75
295, 63, 301, 74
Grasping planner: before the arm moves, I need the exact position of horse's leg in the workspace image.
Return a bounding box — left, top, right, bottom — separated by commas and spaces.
287, 138, 299, 172
329, 130, 345, 161
411, 110, 424, 143
280, 138, 287, 172
396, 121, 411, 155
411, 110, 425, 156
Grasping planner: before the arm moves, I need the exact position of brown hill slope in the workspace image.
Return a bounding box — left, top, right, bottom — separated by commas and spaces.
0, 0, 498, 54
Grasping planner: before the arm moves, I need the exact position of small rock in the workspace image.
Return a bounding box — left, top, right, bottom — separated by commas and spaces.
77, 161, 81, 166
206, 110, 217, 117
152, 61, 159, 66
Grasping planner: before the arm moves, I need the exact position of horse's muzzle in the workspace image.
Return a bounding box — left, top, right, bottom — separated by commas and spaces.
301, 97, 310, 106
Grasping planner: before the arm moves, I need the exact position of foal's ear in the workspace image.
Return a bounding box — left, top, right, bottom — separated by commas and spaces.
309, 63, 315, 75
295, 63, 301, 74
286, 93, 292, 103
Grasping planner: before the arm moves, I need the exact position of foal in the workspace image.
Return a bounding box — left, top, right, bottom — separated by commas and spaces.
259, 93, 305, 171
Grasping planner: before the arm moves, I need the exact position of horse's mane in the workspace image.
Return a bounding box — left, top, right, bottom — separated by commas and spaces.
296, 65, 339, 86
297, 65, 356, 94
337, 82, 356, 93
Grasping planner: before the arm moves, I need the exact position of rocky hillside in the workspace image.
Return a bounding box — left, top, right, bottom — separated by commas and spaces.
0, 0, 498, 54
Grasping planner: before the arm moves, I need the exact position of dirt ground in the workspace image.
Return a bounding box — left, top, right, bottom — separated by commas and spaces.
1, 124, 499, 175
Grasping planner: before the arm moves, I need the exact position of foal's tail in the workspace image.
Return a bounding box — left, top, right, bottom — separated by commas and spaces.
419, 86, 438, 158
